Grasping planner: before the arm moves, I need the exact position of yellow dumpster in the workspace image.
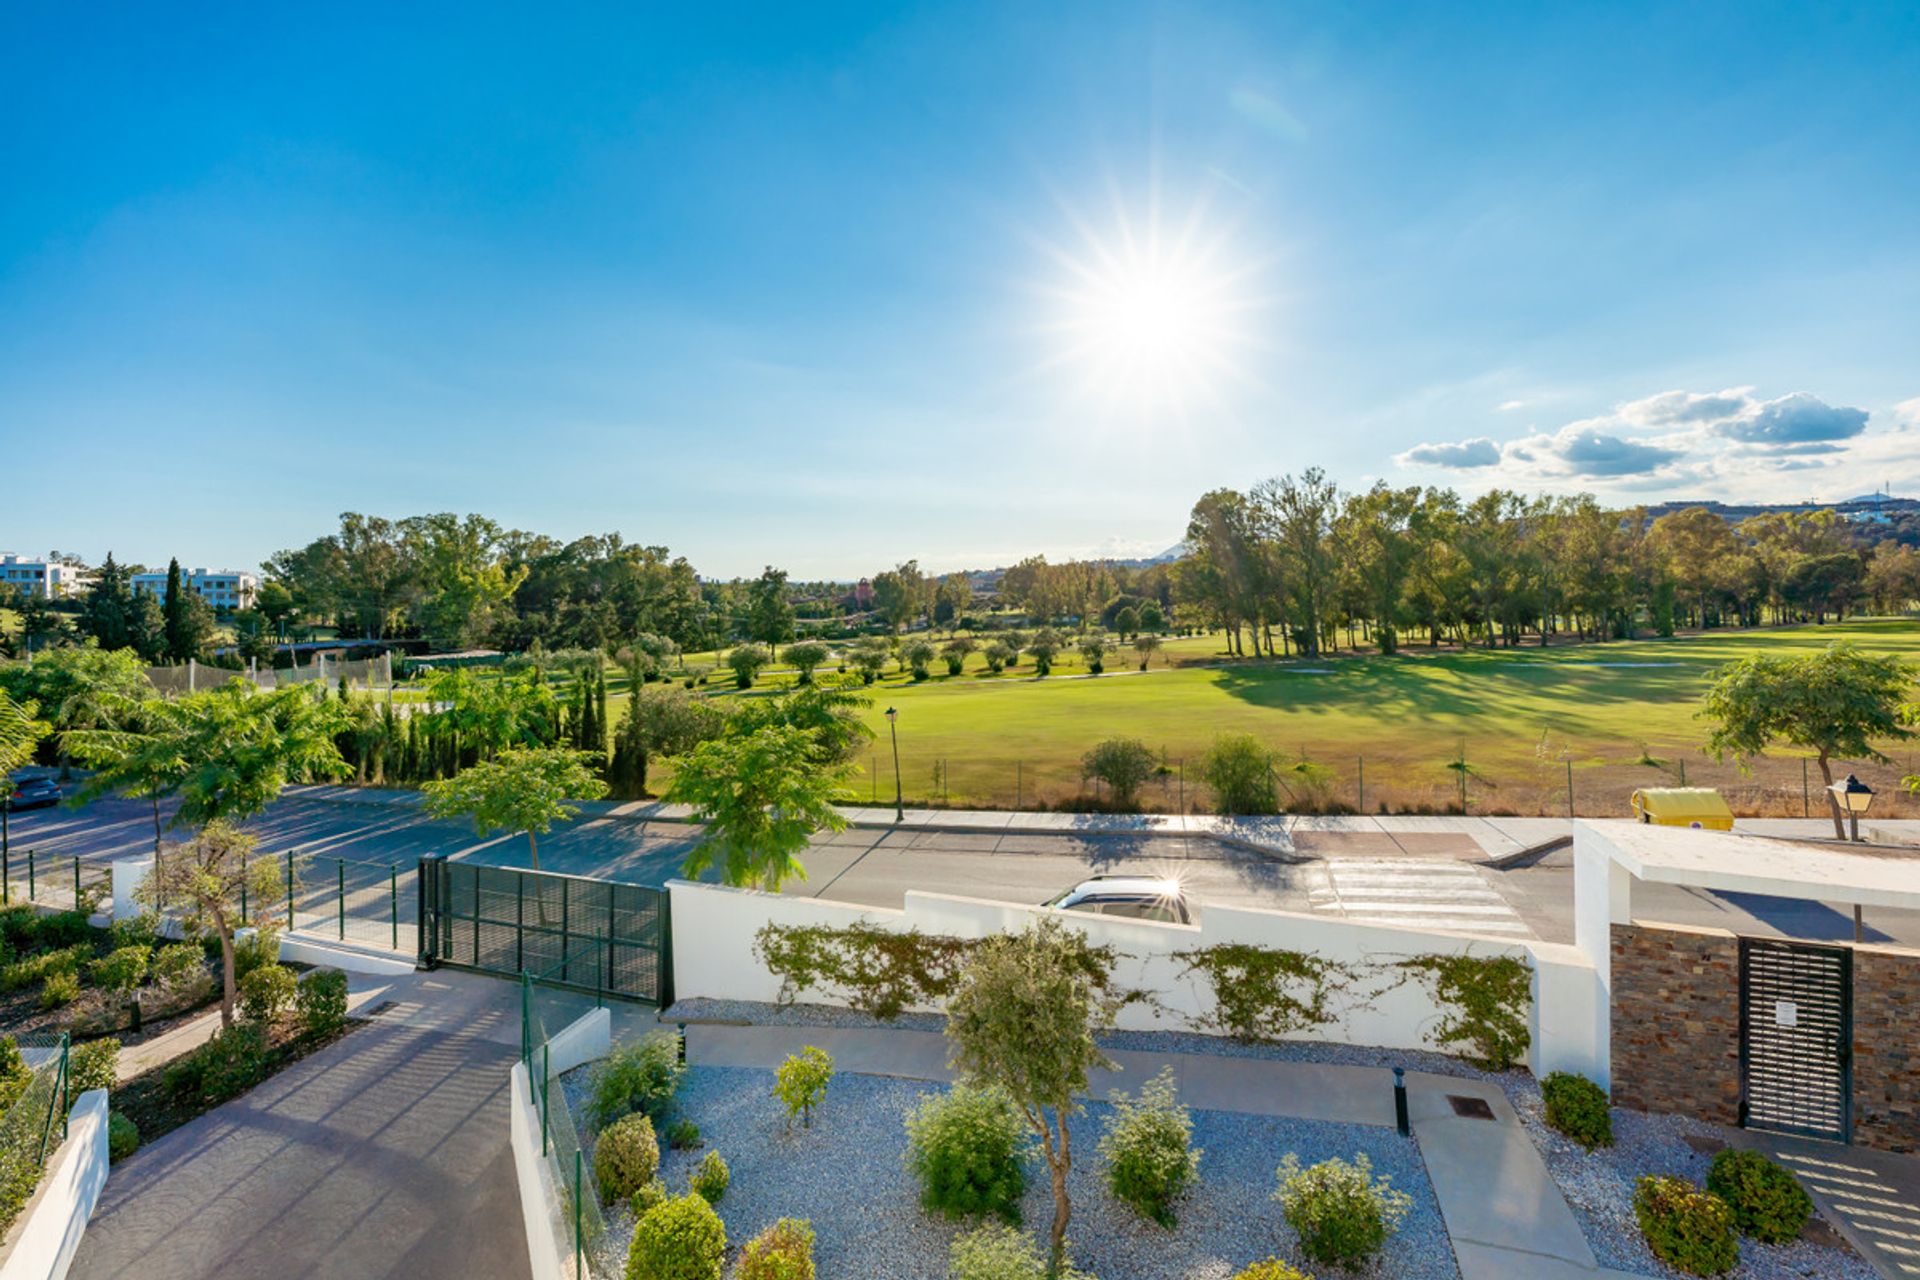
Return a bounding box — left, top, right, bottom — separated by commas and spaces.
1630, 787, 1734, 830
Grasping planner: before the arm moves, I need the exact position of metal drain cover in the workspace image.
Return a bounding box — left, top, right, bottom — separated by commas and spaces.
1447, 1094, 1496, 1120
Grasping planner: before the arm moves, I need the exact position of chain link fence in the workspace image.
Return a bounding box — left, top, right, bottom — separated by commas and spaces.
0, 1032, 70, 1239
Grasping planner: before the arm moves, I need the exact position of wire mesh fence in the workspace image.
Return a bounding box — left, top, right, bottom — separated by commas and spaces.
522, 961, 606, 1279
0, 851, 111, 916
276, 852, 416, 953
0, 1032, 70, 1238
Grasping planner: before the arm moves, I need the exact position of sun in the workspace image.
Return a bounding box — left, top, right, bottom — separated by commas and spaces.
1034, 198, 1264, 418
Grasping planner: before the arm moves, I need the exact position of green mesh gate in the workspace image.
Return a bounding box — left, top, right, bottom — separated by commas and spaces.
416, 857, 672, 1005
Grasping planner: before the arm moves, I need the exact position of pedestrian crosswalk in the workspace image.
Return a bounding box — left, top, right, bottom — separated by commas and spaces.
1308, 857, 1535, 937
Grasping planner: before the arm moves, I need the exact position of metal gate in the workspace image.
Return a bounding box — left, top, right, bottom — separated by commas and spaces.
1739, 937, 1851, 1142
417, 857, 673, 1005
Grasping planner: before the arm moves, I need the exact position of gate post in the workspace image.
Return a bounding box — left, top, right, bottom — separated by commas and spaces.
417, 855, 441, 968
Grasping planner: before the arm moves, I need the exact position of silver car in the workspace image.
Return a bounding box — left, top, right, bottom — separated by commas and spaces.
1042, 875, 1191, 924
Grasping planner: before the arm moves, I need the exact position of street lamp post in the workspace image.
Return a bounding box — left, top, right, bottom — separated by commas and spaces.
886, 707, 904, 824
1826, 773, 1875, 843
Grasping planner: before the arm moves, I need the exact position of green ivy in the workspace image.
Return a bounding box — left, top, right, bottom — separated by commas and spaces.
1177, 943, 1357, 1042
1396, 953, 1531, 1070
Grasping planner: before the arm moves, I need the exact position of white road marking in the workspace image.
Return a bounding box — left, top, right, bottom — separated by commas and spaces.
1314, 858, 1535, 938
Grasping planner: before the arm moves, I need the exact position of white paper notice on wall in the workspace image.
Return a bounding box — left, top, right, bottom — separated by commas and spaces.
1774, 1000, 1799, 1028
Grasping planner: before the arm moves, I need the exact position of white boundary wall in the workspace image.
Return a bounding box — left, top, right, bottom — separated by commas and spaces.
507, 1008, 609, 1280
0, 1089, 110, 1280
668, 881, 1603, 1079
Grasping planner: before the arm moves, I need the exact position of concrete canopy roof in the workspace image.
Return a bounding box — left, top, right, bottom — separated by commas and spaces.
1580, 819, 1920, 911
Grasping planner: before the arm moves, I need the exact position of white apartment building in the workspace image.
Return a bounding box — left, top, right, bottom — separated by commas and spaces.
131, 566, 259, 612
0, 554, 88, 599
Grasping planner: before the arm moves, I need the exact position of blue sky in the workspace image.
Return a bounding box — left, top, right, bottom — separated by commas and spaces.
4, 2, 1919, 579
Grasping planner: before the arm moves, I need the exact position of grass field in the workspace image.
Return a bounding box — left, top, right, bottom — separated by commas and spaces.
669, 618, 1920, 818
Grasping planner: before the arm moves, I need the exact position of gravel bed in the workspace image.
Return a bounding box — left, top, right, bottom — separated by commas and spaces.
567, 1062, 1457, 1280
1506, 1077, 1876, 1280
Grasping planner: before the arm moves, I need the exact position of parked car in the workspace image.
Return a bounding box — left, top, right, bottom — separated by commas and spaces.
2, 774, 60, 812
1042, 874, 1191, 924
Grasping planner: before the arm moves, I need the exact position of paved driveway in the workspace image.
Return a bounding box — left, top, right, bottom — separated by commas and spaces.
70, 970, 530, 1280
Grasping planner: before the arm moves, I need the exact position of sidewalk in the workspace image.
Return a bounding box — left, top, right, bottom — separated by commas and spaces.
1728, 1129, 1920, 1280
683, 1022, 1641, 1280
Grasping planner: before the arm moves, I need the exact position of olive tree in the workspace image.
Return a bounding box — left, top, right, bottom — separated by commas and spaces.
1703, 642, 1914, 839
945, 917, 1116, 1276
1132, 634, 1163, 670
781, 641, 831, 685
903, 639, 938, 681
941, 637, 977, 676
1080, 738, 1157, 809
1026, 629, 1064, 677
726, 643, 774, 689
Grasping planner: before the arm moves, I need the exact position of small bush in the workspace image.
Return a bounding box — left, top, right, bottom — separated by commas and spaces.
163, 1023, 270, 1104
905, 1082, 1028, 1222
1274, 1153, 1412, 1268
689, 1148, 728, 1204
595, 1112, 661, 1204
109, 913, 161, 951
625, 1192, 725, 1280
0, 944, 89, 993
0, 906, 39, 953
948, 1224, 1049, 1280
91, 945, 150, 996
1098, 1067, 1202, 1227
238, 963, 297, 1024
68, 1037, 119, 1095
1706, 1149, 1812, 1244
738, 1217, 815, 1280
296, 968, 349, 1037
629, 1178, 669, 1218
667, 1117, 701, 1150
151, 943, 205, 991
34, 911, 94, 951
0, 1039, 30, 1112
232, 928, 281, 983
39, 969, 80, 1009
1542, 1071, 1614, 1150
773, 1045, 832, 1129
586, 1030, 685, 1131
107, 1110, 140, 1163
1634, 1174, 1738, 1276
1228, 1263, 1310, 1280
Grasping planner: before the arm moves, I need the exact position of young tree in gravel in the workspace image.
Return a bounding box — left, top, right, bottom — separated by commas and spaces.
423, 746, 608, 871
781, 640, 830, 686
1702, 642, 1913, 839
1080, 738, 1157, 810
946, 917, 1117, 1277
139, 821, 283, 1028
667, 722, 852, 891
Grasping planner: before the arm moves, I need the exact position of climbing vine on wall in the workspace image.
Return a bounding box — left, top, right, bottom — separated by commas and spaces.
1177, 943, 1358, 1042
1397, 953, 1532, 1070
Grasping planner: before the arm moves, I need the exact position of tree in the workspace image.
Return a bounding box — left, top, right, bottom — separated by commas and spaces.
161, 558, 208, 662
746, 567, 796, 646
608, 684, 725, 798
401, 513, 525, 649
781, 641, 830, 685
0, 644, 153, 773
870, 561, 928, 632
1702, 643, 1913, 839
946, 917, 1117, 1275
0, 691, 49, 874
1080, 738, 1156, 809
423, 746, 609, 870
139, 821, 284, 1027
1027, 629, 1064, 677
848, 639, 890, 685
77, 553, 138, 652
666, 723, 852, 891
903, 639, 937, 681
1077, 635, 1109, 675
1132, 634, 1163, 670
940, 637, 977, 676
727, 643, 774, 688
1197, 732, 1279, 814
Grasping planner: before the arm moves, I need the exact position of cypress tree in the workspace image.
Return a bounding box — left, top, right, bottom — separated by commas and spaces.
595, 670, 610, 755
161, 557, 188, 662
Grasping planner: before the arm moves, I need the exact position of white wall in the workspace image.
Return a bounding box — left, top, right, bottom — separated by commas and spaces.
509, 1060, 568, 1280
668, 880, 1604, 1080
0, 1089, 110, 1280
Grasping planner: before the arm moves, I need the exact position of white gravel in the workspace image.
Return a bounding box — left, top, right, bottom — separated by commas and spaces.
568, 1063, 1457, 1280
1506, 1077, 1878, 1280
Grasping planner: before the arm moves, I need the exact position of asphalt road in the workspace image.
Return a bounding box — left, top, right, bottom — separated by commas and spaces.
8, 792, 1918, 949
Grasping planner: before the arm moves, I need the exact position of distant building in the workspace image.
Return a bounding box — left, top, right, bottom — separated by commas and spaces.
0, 554, 88, 599
131, 566, 259, 612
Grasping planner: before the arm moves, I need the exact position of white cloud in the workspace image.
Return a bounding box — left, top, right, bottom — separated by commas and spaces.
1395, 437, 1502, 469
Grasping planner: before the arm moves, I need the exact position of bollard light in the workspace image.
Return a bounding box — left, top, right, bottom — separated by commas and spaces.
1393, 1066, 1410, 1136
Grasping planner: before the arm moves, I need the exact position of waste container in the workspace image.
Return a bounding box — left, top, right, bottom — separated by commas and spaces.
1629, 787, 1734, 830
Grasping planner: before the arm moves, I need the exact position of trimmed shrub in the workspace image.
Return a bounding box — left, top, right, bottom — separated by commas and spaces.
163, 1023, 270, 1104
68, 1037, 119, 1095
1542, 1071, 1614, 1150
107, 1110, 140, 1163
773, 1045, 832, 1129
33, 911, 93, 951
1706, 1149, 1812, 1244
238, 963, 297, 1024
629, 1178, 669, 1218
296, 968, 349, 1037
948, 1224, 1048, 1280
666, 1117, 701, 1150
151, 943, 206, 991
39, 969, 80, 1010
1273, 1153, 1412, 1268
738, 1217, 815, 1280
232, 928, 281, 983
904, 1083, 1029, 1222
109, 913, 161, 951
586, 1030, 685, 1131
1, 944, 89, 993
625, 1192, 725, 1280
91, 946, 150, 997
1097, 1067, 1202, 1227
1229, 1264, 1311, 1280
595, 1113, 661, 1205
689, 1148, 729, 1204
1634, 1174, 1738, 1276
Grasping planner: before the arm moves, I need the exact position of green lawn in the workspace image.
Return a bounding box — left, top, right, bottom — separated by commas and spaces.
682, 619, 1920, 817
